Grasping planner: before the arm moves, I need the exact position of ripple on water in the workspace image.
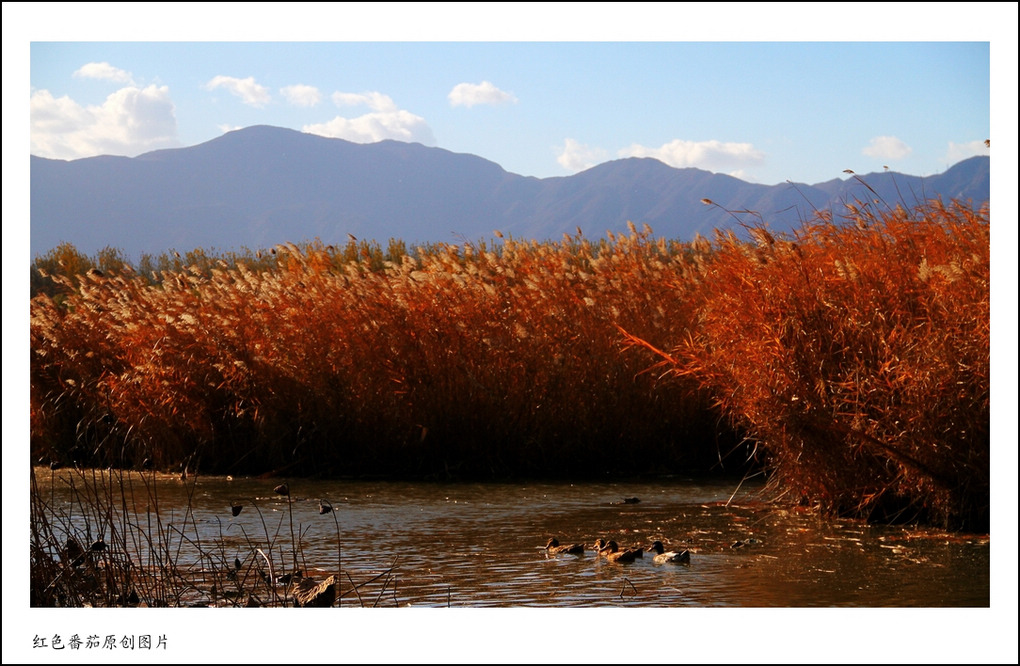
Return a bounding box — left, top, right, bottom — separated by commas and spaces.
31, 472, 989, 607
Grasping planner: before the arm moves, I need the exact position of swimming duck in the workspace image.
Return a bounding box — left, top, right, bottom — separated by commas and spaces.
545, 538, 585, 555
276, 570, 303, 585
63, 538, 86, 568
598, 540, 641, 563
595, 539, 641, 558
647, 540, 690, 564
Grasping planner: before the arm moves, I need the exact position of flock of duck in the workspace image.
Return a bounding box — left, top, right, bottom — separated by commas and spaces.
545, 538, 691, 564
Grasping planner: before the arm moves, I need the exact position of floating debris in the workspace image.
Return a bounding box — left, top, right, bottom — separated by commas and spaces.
293, 575, 337, 607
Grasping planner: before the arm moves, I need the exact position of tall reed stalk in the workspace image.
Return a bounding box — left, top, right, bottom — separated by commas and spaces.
30, 466, 389, 607
31, 227, 724, 479
622, 198, 990, 531
30, 197, 989, 530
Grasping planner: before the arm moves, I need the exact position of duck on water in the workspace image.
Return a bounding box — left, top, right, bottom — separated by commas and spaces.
647, 540, 691, 564
597, 540, 644, 563
545, 538, 585, 555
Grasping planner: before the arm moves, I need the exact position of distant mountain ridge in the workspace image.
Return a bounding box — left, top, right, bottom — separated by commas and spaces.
30, 125, 990, 259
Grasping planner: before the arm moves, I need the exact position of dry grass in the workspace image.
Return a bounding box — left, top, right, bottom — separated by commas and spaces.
30, 198, 989, 530
30, 226, 722, 481
622, 198, 990, 531
30, 465, 394, 607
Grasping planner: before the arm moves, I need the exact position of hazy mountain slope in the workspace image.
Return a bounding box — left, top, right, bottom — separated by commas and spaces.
30, 125, 990, 258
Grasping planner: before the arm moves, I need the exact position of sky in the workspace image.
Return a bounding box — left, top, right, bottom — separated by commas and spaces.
4, 3, 1019, 665
19, 15, 998, 186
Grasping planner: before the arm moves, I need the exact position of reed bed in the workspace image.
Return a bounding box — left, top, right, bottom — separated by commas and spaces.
30, 224, 721, 481
622, 198, 990, 531
30, 465, 395, 607
30, 198, 990, 531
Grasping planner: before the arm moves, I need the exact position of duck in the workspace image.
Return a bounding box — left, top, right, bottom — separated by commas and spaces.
545, 538, 585, 555
595, 539, 631, 556
595, 539, 643, 558
647, 540, 691, 564
591, 534, 612, 554
62, 538, 86, 568
276, 570, 303, 585
598, 540, 641, 563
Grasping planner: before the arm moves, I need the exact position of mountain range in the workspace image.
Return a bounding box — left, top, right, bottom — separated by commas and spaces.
30, 125, 990, 259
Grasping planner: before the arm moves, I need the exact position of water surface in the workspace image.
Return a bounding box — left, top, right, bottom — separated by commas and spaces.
32, 469, 989, 607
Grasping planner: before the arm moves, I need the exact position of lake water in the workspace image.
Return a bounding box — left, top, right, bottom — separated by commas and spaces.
31, 467, 989, 608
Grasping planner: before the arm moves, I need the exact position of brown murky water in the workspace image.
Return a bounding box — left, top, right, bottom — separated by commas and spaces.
32, 468, 989, 607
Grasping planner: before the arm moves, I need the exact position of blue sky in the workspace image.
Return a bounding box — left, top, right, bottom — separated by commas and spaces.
19, 9, 1001, 186
3, 3, 1018, 664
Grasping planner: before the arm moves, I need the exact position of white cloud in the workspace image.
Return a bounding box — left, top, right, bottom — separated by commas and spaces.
556, 138, 609, 172
30, 89, 90, 135
72, 62, 134, 85
944, 139, 990, 164
448, 81, 518, 108
331, 91, 397, 113
203, 75, 271, 107
727, 169, 757, 183
31, 85, 178, 160
862, 135, 912, 160
304, 91, 434, 144
618, 139, 765, 171
304, 110, 435, 145
280, 84, 322, 107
